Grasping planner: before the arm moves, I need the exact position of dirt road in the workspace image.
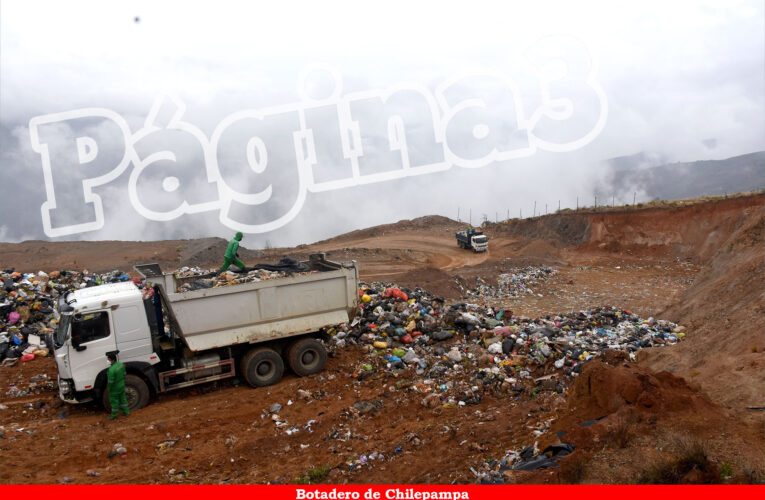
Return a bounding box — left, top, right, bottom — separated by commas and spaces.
318, 232, 496, 276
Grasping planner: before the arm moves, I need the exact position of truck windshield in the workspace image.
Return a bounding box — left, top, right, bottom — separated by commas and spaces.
474, 236, 487, 243
55, 314, 71, 349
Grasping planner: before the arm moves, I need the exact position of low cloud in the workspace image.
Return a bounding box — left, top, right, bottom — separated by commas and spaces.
1, 1, 763, 246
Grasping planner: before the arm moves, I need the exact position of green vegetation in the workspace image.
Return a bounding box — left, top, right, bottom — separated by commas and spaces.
638, 437, 716, 484
719, 462, 733, 480
295, 465, 332, 484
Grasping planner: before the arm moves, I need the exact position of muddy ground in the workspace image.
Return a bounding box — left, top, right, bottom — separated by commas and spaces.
1, 194, 763, 484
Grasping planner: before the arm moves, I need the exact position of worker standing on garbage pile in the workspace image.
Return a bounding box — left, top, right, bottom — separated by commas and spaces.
219, 232, 246, 274
106, 351, 129, 420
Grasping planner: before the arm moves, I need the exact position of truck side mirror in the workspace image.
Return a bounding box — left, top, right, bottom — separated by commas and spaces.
72, 329, 83, 350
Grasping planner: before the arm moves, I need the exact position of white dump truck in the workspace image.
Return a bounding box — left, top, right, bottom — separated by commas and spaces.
53, 253, 358, 411
456, 229, 488, 252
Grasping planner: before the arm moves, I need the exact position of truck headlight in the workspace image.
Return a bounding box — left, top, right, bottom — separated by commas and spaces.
58, 379, 71, 392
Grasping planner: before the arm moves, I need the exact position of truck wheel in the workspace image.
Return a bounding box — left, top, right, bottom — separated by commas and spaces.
101, 374, 150, 412
241, 348, 284, 387
286, 338, 327, 376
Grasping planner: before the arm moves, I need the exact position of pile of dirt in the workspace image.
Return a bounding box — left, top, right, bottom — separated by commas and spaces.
177, 237, 227, 268
179, 238, 263, 269
399, 215, 461, 231
516, 360, 764, 484
564, 359, 718, 420
0, 240, 183, 274
487, 213, 590, 246
314, 215, 461, 245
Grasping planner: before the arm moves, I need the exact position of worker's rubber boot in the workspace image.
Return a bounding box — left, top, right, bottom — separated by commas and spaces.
108, 413, 118, 420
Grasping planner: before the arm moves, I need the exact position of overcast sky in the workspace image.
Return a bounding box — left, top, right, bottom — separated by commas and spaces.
1, 0, 763, 246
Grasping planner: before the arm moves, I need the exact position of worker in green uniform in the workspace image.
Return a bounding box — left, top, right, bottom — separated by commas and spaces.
106, 351, 129, 420
219, 232, 246, 273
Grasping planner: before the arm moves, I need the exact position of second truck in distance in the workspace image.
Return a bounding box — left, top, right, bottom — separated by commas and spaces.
456, 229, 488, 252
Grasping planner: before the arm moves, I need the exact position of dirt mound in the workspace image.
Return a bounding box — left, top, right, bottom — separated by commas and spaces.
0, 238, 268, 275
488, 213, 590, 246
522, 360, 765, 485
178, 237, 227, 267
316, 215, 461, 245
0, 240, 183, 274
179, 238, 263, 269
401, 215, 460, 230
565, 360, 717, 419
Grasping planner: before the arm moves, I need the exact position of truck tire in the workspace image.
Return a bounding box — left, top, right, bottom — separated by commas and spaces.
241, 347, 284, 387
101, 374, 150, 412
286, 338, 327, 377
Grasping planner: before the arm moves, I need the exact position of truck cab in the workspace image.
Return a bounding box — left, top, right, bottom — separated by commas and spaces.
469, 233, 488, 252
54, 282, 160, 407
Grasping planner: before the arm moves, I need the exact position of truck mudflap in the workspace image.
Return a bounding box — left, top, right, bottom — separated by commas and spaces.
158, 358, 235, 392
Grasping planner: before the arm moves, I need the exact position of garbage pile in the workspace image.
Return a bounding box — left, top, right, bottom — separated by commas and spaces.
0, 268, 143, 367
472, 443, 577, 484
325, 282, 688, 406
0, 257, 316, 364
457, 266, 557, 300
174, 257, 312, 292
175, 267, 303, 292
5, 373, 57, 399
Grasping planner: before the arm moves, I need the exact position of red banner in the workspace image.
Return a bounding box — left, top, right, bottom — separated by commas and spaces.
2, 485, 754, 500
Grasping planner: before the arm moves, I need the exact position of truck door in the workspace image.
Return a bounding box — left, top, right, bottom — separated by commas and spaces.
68, 311, 117, 392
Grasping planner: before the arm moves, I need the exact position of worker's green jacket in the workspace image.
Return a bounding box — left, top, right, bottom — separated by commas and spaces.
107, 361, 126, 395
224, 238, 240, 259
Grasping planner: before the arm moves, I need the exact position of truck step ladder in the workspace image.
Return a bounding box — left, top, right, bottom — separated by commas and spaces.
158, 359, 235, 392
